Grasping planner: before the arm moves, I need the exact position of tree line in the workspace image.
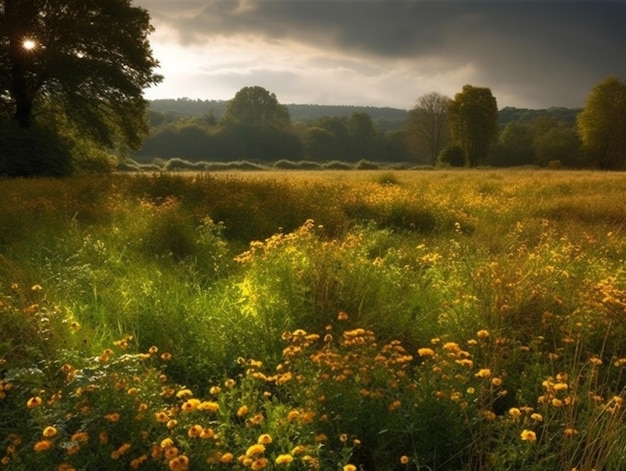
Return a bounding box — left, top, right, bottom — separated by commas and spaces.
137, 81, 621, 170
1, 0, 625, 175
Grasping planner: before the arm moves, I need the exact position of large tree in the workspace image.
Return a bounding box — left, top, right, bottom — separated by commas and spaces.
577, 76, 626, 169
0, 0, 161, 169
448, 85, 498, 167
406, 92, 450, 165
221, 86, 291, 130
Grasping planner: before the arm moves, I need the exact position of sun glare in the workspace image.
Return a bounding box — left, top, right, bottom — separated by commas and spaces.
23, 39, 36, 51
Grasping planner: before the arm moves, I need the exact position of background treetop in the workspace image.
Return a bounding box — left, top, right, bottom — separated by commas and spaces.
221, 86, 291, 130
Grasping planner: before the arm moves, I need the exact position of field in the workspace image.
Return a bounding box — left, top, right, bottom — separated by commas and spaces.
1, 169, 626, 471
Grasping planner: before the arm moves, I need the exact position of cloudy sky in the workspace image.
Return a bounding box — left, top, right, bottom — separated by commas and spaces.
134, 0, 626, 110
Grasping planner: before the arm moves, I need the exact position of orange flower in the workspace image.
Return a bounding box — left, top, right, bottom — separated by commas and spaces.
34, 439, 53, 452
27, 396, 43, 408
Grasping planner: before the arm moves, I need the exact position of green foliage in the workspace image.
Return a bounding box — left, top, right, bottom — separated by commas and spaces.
577, 76, 626, 169
0, 0, 162, 175
448, 85, 499, 167
222, 86, 291, 130
438, 144, 466, 167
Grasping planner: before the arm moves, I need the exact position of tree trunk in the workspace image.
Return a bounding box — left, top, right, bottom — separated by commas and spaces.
10, 55, 33, 128
5, 0, 36, 128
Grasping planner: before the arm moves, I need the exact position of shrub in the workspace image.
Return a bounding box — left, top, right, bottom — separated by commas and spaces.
0, 126, 73, 176
438, 144, 466, 167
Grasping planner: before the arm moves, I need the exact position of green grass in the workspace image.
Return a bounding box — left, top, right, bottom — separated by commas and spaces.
1, 169, 626, 470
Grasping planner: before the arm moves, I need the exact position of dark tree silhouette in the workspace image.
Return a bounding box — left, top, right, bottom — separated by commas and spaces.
0, 0, 162, 174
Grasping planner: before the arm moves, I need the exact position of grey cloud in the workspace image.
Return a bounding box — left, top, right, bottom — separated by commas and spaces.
138, 0, 626, 107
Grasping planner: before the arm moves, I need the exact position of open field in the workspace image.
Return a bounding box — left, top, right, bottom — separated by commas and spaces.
1, 169, 626, 470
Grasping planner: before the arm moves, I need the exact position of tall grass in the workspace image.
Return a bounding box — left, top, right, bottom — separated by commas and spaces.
1, 169, 626, 470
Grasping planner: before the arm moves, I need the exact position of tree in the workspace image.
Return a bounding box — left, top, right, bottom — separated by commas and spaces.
438, 144, 466, 167
347, 111, 378, 161
221, 86, 291, 130
448, 85, 499, 167
577, 76, 626, 169
489, 122, 535, 167
406, 92, 450, 165
0, 0, 162, 174
533, 124, 581, 168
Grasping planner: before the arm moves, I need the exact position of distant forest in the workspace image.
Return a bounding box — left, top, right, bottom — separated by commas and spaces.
148, 98, 579, 129
136, 97, 582, 168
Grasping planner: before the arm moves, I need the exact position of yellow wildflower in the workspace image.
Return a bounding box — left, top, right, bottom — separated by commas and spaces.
475, 368, 491, 379
220, 453, 234, 463
508, 408, 522, 418
251, 457, 269, 470
275, 454, 294, 465
520, 430, 537, 442
246, 444, 265, 457
27, 396, 43, 408
43, 426, 58, 438
188, 424, 203, 438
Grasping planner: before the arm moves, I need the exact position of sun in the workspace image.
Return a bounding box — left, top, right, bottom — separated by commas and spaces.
23, 39, 37, 51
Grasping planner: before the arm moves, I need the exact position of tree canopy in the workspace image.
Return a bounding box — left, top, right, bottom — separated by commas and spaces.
577, 76, 626, 169
0, 0, 162, 175
448, 85, 498, 167
221, 86, 291, 130
406, 92, 451, 165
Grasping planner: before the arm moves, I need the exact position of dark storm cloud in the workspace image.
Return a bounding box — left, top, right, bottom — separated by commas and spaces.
138, 0, 626, 107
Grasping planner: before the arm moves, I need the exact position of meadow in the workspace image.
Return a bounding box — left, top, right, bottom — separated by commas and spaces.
1, 169, 626, 471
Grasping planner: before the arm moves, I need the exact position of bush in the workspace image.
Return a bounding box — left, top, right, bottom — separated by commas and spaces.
438, 145, 466, 167
0, 126, 73, 176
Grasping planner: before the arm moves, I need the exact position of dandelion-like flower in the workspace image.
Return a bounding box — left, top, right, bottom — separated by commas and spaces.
257, 433, 272, 445
168, 454, 189, 471
508, 408, 522, 418
246, 444, 265, 457
188, 424, 203, 438
33, 440, 53, 452
27, 396, 43, 408
418, 347, 435, 357
104, 412, 120, 422
220, 452, 234, 463
275, 454, 294, 465
42, 426, 57, 437
400, 455, 410, 464
520, 429, 537, 442
475, 368, 491, 379
251, 457, 269, 470
291, 445, 307, 455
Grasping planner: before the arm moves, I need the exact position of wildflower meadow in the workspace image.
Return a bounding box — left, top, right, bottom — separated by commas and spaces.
1, 169, 626, 470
